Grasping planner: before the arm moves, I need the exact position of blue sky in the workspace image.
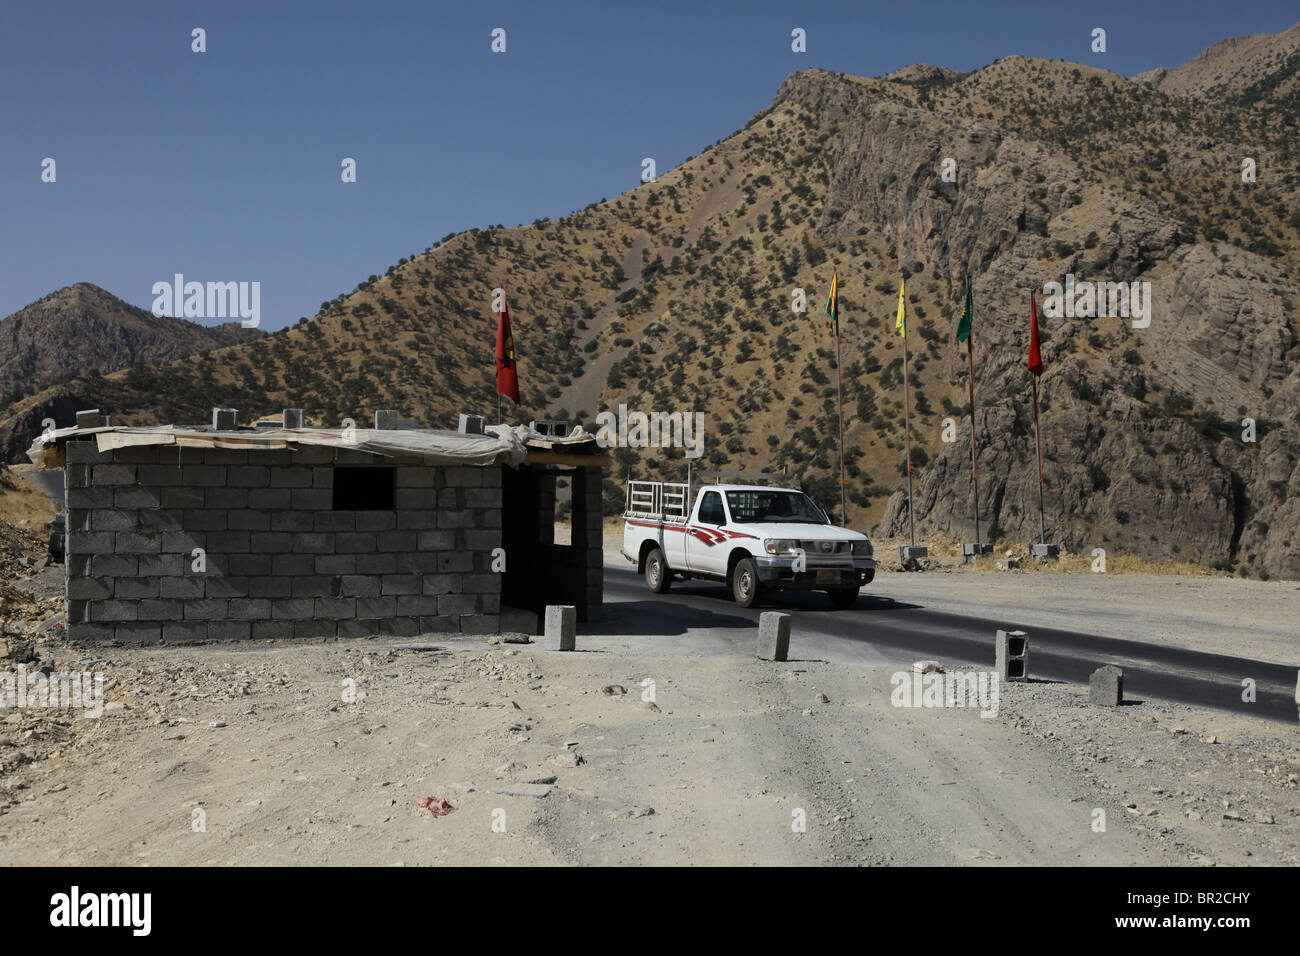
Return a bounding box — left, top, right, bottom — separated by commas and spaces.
2, 0, 1295, 329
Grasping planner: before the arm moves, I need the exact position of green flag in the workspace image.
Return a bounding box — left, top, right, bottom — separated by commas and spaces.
956, 279, 973, 344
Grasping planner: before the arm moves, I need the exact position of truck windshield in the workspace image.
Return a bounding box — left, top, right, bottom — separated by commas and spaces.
724, 490, 828, 524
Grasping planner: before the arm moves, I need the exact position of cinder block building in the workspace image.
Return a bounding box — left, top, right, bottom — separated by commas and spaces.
29, 409, 607, 642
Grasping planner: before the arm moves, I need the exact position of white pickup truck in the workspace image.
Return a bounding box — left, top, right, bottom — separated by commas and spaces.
621, 480, 876, 609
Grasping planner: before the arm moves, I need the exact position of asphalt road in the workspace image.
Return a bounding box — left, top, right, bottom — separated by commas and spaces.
599, 565, 1299, 726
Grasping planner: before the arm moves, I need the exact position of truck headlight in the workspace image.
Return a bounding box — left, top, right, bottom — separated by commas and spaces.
851, 540, 873, 556
764, 538, 800, 555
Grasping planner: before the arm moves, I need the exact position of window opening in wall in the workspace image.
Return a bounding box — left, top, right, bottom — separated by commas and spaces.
333, 467, 395, 510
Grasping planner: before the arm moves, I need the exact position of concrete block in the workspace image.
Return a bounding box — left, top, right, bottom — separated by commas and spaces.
162, 487, 206, 509
114, 487, 158, 509
356, 597, 398, 620
114, 577, 159, 600
1031, 543, 1061, 561
315, 554, 356, 574
313, 511, 354, 532
464, 488, 501, 509
291, 576, 334, 598
227, 599, 272, 620
249, 489, 292, 510
1089, 665, 1124, 707
335, 532, 377, 554
480, 593, 501, 614
269, 468, 313, 488
115, 532, 160, 554
205, 531, 250, 553
204, 576, 250, 598
252, 532, 295, 553
756, 612, 791, 661
137, 509, 182, 532
438, 510, 474, 529
416, 615, 461, 634
283, 408, 305, 429
457, 414, 485, 435
394, 488, 439, 510
295, 620, 337, 639
354, 511, 397, 532
92, 554, 137, 576
445, 468, 483, 488
271, 510, 314, 532
464, 529, 501, 551
66, 441, 111, 464
436, 552, 473, 574
375, 531, 416, 552
67, 623, 114, 642
207, 621, 252, 640
66, 487, 115, 510
95, 600, 138, 622
374, 409, 398, 430
272, 553, 314, 575
315, 597, 356, 619
271, 598, 315, 620
160, 577, 205, 600
544, 605, 576, 651
336, 620, 378, 639
228, 510, 271, 531
67, 577, 113, 600
459, 614, 499, 635
205, 488, 248, 509
482, 469, 502, 488
288, 445, 333, 465
381, 574, 422, 595
355, 553, 397, 574
162, 622, 209, 642
137, 554, 184, 576
180, 599, 226, 620
92, 464, 136, 485
291, 532, 333, 554
111, 447, 162, 464
339, 575, 381, 597
88, 509, 134, 532
402, 510, 439, 530
251, 577, 292, 598
996, 629, 1030, 682
114, 624, 161, 644
396, 552, 441, 573
212, 408, 238, 430
137, 599, 185, 621
137, 465, 186, 486
160, 531, 198, 553
459, 573, 498, 594
396, 595, 439, 616
379, 617, 421, 637
66, 555, 91, 577
311, 467, 333, 489
67, 531, 116, 555
75, 408, 104, 429
394, 467, 437, 488
292, 489, 332, 510
416, 530, 455, 551
180, 465, 226, 487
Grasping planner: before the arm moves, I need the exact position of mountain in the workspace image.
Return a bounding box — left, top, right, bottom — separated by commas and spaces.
1134, 22, 1300, 113
0, 283, 262, 407
2, 23, 1297, 578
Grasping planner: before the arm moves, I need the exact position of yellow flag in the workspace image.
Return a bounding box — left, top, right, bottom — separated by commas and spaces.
895, 277, 907, 336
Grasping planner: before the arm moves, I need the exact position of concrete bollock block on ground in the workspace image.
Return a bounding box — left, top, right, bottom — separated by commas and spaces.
756, 611, 791, 661
1089, 664, 1124, 707
544, 605, 576, 651
996, 629, 1029, 681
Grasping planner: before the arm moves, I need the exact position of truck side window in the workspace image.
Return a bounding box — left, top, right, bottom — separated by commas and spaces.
699, 492, 725, 525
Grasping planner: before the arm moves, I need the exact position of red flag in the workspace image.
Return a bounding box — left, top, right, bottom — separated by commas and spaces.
495, 292, 520, 405
1027, 292, 1043, 377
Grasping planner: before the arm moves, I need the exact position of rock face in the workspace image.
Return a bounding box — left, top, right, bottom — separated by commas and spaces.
0, 283, 260, 403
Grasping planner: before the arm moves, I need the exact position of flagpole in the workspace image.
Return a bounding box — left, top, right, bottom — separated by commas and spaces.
965, 277, 980, 547
1032, 368, 1045, 544
1031, 288, 1046, 544
834, 313, 847, 527
901, 275, 915, 550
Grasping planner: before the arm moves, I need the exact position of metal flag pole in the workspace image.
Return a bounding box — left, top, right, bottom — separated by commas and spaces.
901, 278, 915, 549
834, 305, 848, 527
1032, 373, 1045, 544
964, 276, 981, 548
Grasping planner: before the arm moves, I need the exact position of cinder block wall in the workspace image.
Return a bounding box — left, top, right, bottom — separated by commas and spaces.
62, 441, 502, 641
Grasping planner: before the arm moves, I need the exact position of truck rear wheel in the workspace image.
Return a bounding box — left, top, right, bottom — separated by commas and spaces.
731, 557, 763, 608
644, 548, 671, 593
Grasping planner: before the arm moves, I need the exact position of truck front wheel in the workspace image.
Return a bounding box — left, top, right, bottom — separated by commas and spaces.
645, 548, 671, 593
731, 557, 763, 608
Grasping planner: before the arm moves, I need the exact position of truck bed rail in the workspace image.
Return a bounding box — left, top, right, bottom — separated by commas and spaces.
626, 480, 690, 519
